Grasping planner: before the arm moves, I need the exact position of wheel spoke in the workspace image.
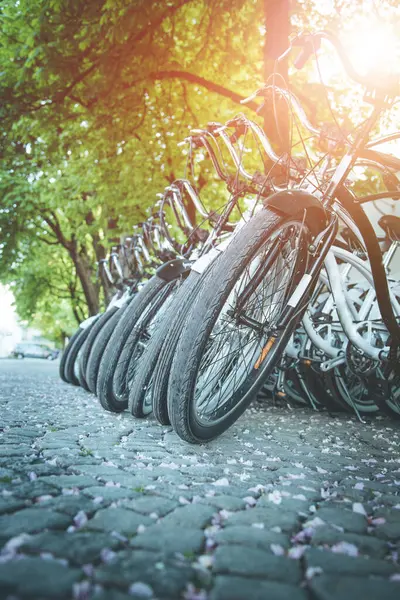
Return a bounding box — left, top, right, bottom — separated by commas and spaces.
194, 220, 309, 423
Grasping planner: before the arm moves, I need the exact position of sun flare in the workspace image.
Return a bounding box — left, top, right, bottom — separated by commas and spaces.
342, 20, 400, 79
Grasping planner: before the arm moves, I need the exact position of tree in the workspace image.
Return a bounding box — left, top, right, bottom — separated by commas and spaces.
2, 0, 398, 339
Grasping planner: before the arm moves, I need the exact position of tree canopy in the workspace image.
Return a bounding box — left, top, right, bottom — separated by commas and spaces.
1, 0, 399, 343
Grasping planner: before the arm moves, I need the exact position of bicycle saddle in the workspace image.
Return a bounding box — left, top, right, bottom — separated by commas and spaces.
378, 215, 400, 241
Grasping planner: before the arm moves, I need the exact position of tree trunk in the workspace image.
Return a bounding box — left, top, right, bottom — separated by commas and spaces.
91, 232, 111, 308
263, 0, 290, 154
72, 251, 100, 316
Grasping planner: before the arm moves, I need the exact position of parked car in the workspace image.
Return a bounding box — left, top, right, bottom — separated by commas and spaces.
12, 342, 59, 360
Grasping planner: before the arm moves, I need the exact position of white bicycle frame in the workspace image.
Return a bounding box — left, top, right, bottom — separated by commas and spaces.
287, 242, 400, 371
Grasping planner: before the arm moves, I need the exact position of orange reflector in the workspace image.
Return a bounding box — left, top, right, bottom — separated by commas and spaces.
276, 391, 286, 397
303, 359, 312, 366
254, 337, 276, 369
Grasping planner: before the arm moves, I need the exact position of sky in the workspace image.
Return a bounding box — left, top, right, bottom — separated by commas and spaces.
0, 284, 22, 356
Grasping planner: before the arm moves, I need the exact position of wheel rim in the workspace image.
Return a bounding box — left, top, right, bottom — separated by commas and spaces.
193, 220, 309, 426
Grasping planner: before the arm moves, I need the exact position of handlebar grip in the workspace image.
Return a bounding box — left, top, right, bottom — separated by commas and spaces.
293, 46, 312, 69
292, 34, 321, 70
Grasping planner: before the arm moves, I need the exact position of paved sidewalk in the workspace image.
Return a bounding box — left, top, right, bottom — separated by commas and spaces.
0, 359, 399, 600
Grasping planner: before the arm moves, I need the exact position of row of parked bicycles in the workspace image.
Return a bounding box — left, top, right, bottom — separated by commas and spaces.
60, 32, 400, 443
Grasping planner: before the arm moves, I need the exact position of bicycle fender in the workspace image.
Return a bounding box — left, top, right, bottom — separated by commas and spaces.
156, 258, 193, 282
264, 190, 327, 235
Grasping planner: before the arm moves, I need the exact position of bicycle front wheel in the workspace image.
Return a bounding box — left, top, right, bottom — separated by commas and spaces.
168, 207, 312, 443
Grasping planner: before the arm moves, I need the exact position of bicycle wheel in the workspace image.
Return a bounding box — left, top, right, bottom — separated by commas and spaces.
282, 366, 310, 406
383, 373, 400, 418
168, 208, 312, 443
96, 275, 169, 412
369, 366, 400, 418
78, 306, 120, 391
112, 279, 177, 408
85, 306, 128, 394
63, 317, 100, 386
59, 327, 83, 383
328, 365, 379, 414
128, 271, 202, 420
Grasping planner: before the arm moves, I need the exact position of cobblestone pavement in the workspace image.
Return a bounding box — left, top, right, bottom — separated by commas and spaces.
0, 359, 400, 600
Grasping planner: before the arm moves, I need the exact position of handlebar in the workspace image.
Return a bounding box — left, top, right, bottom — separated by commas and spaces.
179, 126, 252, 181
241, 84, 321, 138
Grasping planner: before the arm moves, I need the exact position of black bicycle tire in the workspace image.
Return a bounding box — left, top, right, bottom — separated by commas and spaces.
327, 367, 379, 414
77, 356, 90, 391
128, 271, 201, 420
282, 367, 310, 406
367, 371, 400, 419
168, 208, 316, 443
152, 271, 211, 425
59, 327, 83, 383
79, 306, 120, 388
85, 307, 128, 394
64, 318, 99, 386
113, 280, 177, 407
96, 275, 169, 412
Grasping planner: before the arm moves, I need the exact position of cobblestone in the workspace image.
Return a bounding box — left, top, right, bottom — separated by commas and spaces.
309, 574, 400, 600
86, 507, 153, 534
130, 525, 205, 555
0, 359, 400, 599
19, 530, 123, 564
0, 556, 81, 598
210, 576, 309, 600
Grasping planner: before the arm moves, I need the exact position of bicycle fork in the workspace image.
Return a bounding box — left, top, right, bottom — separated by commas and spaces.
254, 212, 339, 369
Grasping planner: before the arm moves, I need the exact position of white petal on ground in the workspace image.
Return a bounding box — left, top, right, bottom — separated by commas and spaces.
128, 581, 154, 598
196, 555, 214, 569
72, 580, 92, 600
288, 545, 307, 559
370, 517, 386, 526
267, 490, 282, 505
306, 566, 323, 579
270, 525, 281, 533
73, 510, 88, 528
36, 495, 54, 503
316, 466, 328, 474
352, 502, 367, 516
100, 548, 117, 564
179, 496, 191, 505
304, 516, 325, 528
270, 543, 285, 556
182, 583, 208, 600
212, 478, 229, 487
242, 496, 257, 506
331, 541, 359, 557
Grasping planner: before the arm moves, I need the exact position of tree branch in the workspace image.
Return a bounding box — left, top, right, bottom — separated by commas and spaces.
36, 236, 60, 246
147, 70, 259, 112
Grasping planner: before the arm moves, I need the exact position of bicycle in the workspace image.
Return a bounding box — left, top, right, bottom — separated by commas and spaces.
166, 31, 400, 442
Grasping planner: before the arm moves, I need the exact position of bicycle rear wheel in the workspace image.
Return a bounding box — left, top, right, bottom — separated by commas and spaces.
168, 208, 312, 443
